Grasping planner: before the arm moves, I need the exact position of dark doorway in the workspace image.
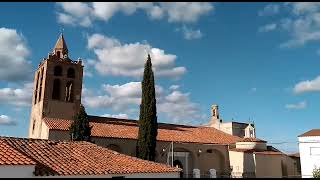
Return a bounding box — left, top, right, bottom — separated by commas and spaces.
173, 160, 184, 178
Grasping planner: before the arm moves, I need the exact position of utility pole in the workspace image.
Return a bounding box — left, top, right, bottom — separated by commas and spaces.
171, 141, 174, 167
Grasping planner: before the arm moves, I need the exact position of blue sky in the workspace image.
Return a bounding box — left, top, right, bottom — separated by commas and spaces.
1, 2, 320, 153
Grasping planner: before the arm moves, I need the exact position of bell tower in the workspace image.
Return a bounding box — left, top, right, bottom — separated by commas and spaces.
29, 33, 83, 139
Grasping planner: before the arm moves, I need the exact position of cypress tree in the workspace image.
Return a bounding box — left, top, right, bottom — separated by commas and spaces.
136, 54, 158, 161
69, 104, 92, 142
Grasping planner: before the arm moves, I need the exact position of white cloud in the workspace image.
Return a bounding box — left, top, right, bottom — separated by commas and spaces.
258, 4, 280, 16
285, 101, 307, 110
83, 82, 203, 124
160, 2, 213, 23
101, 113, 129, 119
56, 2, 92, 27
169, 85, 180, 90
258, 23, 277, 32
0, 27, 32, 82
259, 3, 320, 48
56, 2, 214, 27
178, 26, 203, 40
293, 76, 320, 94
0, 82, 33, 107
0, 115, 16, 126
87, 33, 186, 79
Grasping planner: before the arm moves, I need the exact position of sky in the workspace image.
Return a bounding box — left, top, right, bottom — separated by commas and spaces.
1, 2, 320, 153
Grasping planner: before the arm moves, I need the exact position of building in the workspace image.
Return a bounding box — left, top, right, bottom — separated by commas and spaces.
27, 34, 300, 178
206, 105, 256, 138
228, 138, 300, 178
0, 137, 180, 178
298, 129, 320, 178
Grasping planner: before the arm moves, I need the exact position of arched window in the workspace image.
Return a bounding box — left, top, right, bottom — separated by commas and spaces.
34, 71, 40, 104
67, 68, 75, 78
65, 81, 74, 102
38, 67, 44, 102
56, 51, 61, 58
54, 66, 62, 76
52, 79, 61, 100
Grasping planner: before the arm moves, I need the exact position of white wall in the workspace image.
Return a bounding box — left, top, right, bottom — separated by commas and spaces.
0, 165, 35, 178
299, 136, 320, 178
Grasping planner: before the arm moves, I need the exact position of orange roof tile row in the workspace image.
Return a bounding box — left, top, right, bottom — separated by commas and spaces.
238, 137, 267, 143
229, 148, 284, 155
298, 129, 320, 137
0, 139, 36, 165
0, 137, 179, 176
44, 116, 242, 145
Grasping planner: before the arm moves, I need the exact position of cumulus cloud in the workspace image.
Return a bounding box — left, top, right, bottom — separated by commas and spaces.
259, 3, 320, 48
87, 33, 186, 79
285, 101, 307, 110
258, 23, 277, 32
56, 2, 214, 27
83, 82, 204, 124
258, 4, 280, 16
0, 27, 32, 82
0, 115, 16, 126
177, 26, 203, 40
0, 82, 33, 107
293, 76, 320, 94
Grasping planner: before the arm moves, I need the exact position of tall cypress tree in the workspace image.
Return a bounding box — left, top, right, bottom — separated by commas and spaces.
69, 104, 92, 142
136, 54, 158, 161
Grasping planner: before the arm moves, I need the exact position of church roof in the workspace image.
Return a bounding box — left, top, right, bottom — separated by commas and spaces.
43, 116, 242, 145
0, 136, 179, 176
54, 33, 68, 52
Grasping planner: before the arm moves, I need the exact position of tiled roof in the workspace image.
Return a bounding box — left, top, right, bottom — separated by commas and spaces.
229, 148, 284, 155
298, 129, 320, 137
43, 116, 242, 144
0, 139, 36, 165
238, 137, 267, 143
0, 137, 179, 176
288, 153, 300, 158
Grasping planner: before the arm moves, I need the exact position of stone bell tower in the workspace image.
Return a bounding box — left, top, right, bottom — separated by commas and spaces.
28, 33, 83, 139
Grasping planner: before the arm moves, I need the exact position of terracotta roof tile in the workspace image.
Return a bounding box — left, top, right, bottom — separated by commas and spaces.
0, 137, 179, 176
0, 139, 36, 165
298, 129, 320, 137
43, 116, 242, 144
238, 137, 267, 143
229, 148, 284, 155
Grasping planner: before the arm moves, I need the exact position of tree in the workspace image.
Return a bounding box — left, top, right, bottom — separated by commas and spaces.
69, 104, 92, 142
313, 167, 320, 178
136, 54, 158, 161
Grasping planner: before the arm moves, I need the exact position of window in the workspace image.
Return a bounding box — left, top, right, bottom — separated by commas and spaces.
310, 147, 320, 155
34, 72, 40, 104
32, 119, 36, 134
38, 67, 44, 102
56, 51, 61, 58
67, 68, 75, 78
54, 66, 62, 76
65, 81, 74, 102
52, 79, 61, 100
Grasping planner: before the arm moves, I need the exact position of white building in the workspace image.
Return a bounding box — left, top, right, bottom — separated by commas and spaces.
298, 129, 320, 178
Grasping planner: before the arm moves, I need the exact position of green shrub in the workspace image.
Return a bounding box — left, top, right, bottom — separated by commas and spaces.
313, 167, 320, 178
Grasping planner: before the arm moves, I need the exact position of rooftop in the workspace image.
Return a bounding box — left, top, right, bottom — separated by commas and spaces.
0, 136, 179, 176
44, 116, 242, 145
298, 129, 320, 137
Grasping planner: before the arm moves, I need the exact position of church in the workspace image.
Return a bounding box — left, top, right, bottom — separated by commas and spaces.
27, 34, 300, 178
